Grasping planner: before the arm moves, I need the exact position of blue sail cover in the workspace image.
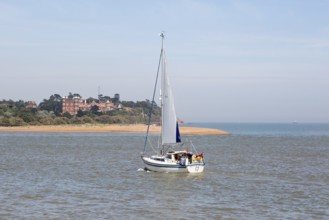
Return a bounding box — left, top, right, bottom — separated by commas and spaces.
176, 122, 181, 143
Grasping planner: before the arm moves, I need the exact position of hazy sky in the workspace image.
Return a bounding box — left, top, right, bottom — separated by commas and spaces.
1, 0, 329, 122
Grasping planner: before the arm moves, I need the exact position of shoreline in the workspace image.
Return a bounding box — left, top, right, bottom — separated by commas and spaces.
0, 124, 230, 135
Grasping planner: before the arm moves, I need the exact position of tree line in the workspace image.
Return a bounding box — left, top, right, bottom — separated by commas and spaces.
0, 93, 160, 126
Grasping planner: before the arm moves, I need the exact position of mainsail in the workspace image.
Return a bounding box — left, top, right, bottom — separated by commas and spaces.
161, 50, 181, 145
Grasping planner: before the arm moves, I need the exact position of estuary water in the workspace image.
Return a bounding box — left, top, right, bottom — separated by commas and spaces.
1, 123, 329, 219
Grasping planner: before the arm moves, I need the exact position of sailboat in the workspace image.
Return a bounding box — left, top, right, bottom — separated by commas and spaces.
141, 33, 205, 173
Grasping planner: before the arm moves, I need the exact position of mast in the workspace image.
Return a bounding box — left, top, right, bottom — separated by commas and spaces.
160, 32, 165, 49
160, 33, 165, 145
142, 32, 181, 155
142, 33, 164, 155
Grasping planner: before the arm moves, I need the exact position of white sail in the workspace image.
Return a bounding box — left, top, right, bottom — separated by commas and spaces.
161, 50, 180, 145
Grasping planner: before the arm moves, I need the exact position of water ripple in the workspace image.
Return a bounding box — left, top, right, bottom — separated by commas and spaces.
0, 132, 328, 219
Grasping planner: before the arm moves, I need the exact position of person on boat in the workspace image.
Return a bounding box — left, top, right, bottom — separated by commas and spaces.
196, 153, 203, 162
187, 154, 192, 164
192, 154, 197, 162
180, 156, 186, 165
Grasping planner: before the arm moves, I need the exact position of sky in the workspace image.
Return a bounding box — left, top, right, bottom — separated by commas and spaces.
1, 0, 329, 123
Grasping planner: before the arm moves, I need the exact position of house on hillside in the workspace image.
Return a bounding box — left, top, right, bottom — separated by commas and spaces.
62, 96, 120, 116
25, 101, 37, 109
62, 96, 81, 115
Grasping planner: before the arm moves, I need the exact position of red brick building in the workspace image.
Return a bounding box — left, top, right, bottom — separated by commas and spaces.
62, 97, 81, 115
62, 96, 116, 116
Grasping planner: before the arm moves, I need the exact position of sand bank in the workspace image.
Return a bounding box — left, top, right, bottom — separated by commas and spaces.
0, 124, 230, 135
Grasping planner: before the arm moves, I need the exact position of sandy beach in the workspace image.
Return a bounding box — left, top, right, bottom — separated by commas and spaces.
0, 124, 230, 135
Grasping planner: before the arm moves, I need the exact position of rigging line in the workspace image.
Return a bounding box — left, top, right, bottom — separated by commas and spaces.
147, 138, 157, 155
190, 140, 198, 154
143, 36, 165, 155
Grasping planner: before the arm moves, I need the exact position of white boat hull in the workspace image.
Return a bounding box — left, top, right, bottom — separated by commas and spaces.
142, 156, 205, 173
142, 156, 187, 173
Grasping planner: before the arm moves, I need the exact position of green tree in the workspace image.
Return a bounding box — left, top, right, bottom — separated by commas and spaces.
86, 97, 99, 103
90, 105, 101, 115
67, 92, 81, 99
14, 100, 25, 109
81, 116, 94, 124
121, 101, 135, 108
70, 117, 83, 124
0, 117, 10, 126
95, 115, 111, 124
62, 112, 73, 119
111, 93, 120, 104
38, 117, 54, 125
76, 109, 85, 117
9, 117, 25, 126
18, 110, 35, 123
38, 94, 62, 116
53, 117, 67, 125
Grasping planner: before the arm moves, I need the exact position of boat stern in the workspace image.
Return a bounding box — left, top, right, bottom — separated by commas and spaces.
186, 163, 205, 173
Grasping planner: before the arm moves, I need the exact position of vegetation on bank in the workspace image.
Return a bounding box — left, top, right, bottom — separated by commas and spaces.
0, 94, 160, 127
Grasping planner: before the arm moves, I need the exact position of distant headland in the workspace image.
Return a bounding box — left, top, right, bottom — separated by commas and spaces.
0, 93, 229, 135
0, 92, 160, 127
